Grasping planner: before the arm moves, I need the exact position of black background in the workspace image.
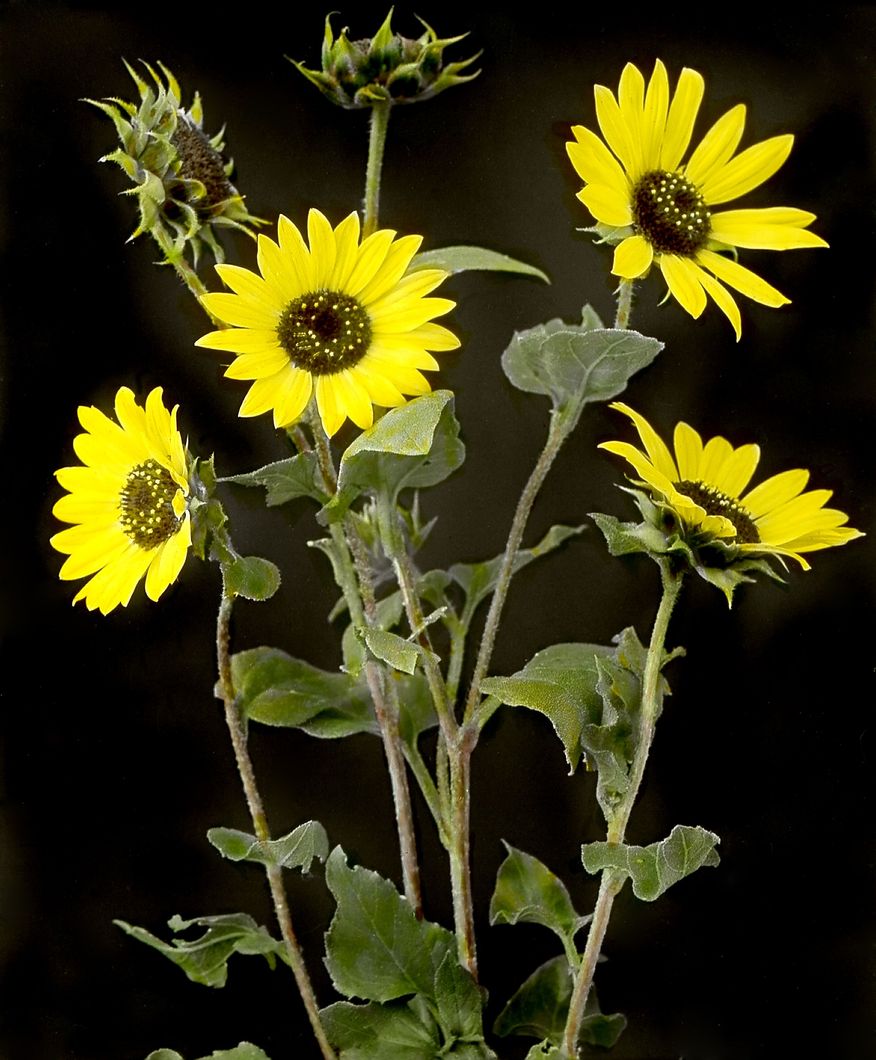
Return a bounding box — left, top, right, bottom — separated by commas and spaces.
2, 4, 874, 1059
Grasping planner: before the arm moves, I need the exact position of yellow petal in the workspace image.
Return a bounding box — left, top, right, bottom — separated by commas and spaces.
697, 270, 742, 340
701, 135, 794, 205
357, 234, 423, 304
215, 264, 285, 312
239, 375, 286, 418
346, 229, 396, 296
351, 363, 405, 407
642, 60, 669, 172
272, 368, 313, 427
673, 421, 704, 480
661, 67, 705, 170
742, 468, 809, 518
144, 519, 190, 601
659, 255, 707, 318
315, 375, 345, 436
594, 84, 634, 172
200, 292, 280, 330
223, 348, 290, 380
277, 214, 316, 292
685, 104, 746, 188
195, 328, 283, 355
328, 212, 362, 289
257, 233, 304, 301
709, 207, 827, 249
699, 435, 735, 486
575, 183, 634, 227
612, 234, 653, 279
307, 208, 337, 287
369, 296, 455, 331
617, 62, 646, 178
709, 443, 760, 497
598, 440, 676, 495
697, 250, 790, 307
607, 402, 679, 480
331, 369, 374, 430
566, 125, 629, 189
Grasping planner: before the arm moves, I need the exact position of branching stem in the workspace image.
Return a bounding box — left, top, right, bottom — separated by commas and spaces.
215, 594, 336, 1060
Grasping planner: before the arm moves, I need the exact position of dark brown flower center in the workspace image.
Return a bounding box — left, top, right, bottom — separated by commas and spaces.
120, 459, 183, 549
677, 479, 760, 543
171, 116, 234, 210
632, 170, 711, 256
277, 290, 372, 375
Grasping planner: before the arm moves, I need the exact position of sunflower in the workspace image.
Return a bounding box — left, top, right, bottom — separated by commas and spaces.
51, 387, 193, 614
195, 209, 459, 437
566, 60, 827, 337
600, 402, 862, 570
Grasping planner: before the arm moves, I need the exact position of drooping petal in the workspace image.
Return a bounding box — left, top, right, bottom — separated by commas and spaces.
612, 235, 653, 279
697, 250, 790, 307
607, 402, 679, 480
659, 255, 707, 318
315, 375, 345, 437
697, 270, 742, 340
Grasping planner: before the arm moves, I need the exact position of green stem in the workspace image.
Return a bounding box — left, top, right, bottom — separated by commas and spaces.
448, 726, 478, 980
463, 411, 569, 724
363, 103, 391, 237
151, 227, 226, 327
215, 594, 336, 1060
307, 403, 423, 915
560, 567, 683, 1058
613, 278, 635, 330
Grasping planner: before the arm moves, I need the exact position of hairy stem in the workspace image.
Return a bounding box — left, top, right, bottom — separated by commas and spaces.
613, 277, 635, 330
150, 227, 226, 328
463, 411, 568, 724
307, 404, 423, 915
363, 103, 391, 237
561, 567, 683, 1057
216, 594, 336, 1060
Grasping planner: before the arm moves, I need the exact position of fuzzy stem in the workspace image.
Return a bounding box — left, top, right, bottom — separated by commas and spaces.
613, 278, 635, 330
215, 594, 336, 1060
150, 227, 226, 328
463, 411, 568, 724
307, 403, 423, 915
363, 103, 391, 237
560, 567, 683, 1057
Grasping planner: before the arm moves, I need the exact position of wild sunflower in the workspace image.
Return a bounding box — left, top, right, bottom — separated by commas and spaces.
600, 402, 862, 570
196, 209, 459, 437
566, 60, 827, 337
51, 387, 193, 614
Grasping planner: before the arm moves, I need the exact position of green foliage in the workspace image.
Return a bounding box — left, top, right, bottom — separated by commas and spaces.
501, 308, 663, 432
582, 824, 720, 901
146, 1046, 270, 1060
115, 913, 286, 988
323, 848, 488, 1052
480, 643, 613, 772
207, 821, 328, 873
411, 245, 549, 283
361, 627, 423, 675
489, 844, 587, 957
223, 453, 328, 506
231, 645, 437, 742
324, 392, 465, 546
223, 555, 281, 602
494, 956, 626, 1048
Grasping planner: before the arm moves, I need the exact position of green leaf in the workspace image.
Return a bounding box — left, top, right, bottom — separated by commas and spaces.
524, 1044, 563, 1059
361, 628, 421, 676
450, 525, 585, 628
502, 324, 662, 432
481, 644, 613, 772
494, 957, 626, 1048
489, 843, 584, 951
232, 647, 377, 737
324, 847, 455, 1003
341, 593, 405, 676
582, 824, 721, 901
224, 555, 281, 602
494, 956, 570, 1041
694, 555, 784, 607
590, 510, 680, 559
394, 672, 439, 748
325, 391, 464, 524
222, 452, 327, 506
411, 245, 549, 284
146, 1046, 271, 1060
207, 821, 328, 873
321, 999, 441, 1059
116, 913, 286, 988
435, 951, 484, 1042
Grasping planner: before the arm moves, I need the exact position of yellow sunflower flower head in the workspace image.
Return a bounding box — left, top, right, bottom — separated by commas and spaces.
598, 402, 863, 594
566, 60, 828, 338
51, 387, 194, 615
196, 208, 460, 437
291, 10, 480, 109
87, 61, 264, 266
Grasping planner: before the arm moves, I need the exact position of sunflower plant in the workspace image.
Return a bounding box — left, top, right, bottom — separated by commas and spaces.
51, 15, 863, 1060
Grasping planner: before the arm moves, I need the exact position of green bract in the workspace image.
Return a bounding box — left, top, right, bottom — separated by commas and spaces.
290, 10, 481, 108
87, 61, 263, 264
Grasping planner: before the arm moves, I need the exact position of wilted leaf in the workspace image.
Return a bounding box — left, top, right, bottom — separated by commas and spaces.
207, 821, 328, 874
